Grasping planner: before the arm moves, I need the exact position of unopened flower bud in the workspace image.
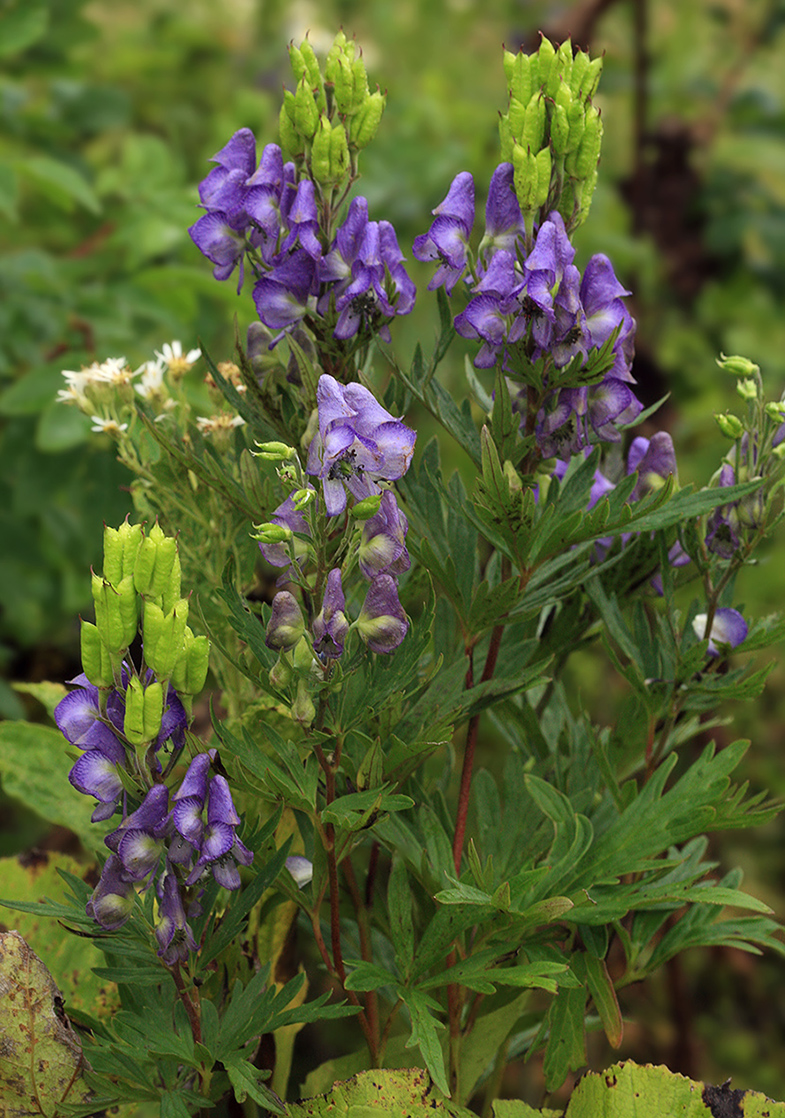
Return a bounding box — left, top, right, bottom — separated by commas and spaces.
737, 378, 759, 401
291, 678, 315, 726
716, 353, 759, 378
269, 652, 294, 690
291, 487, 316, 511
292, 636, 316, 672
765, 401, 785, 422
715, 413, 744, 440
253, 440, 296, 461
265, 592, 305, 651
285, 855, 313, 888
252, 522, 293, 545
350, 494, 383, 520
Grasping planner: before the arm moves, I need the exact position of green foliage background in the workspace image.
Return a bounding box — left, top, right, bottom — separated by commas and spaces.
2, 0, 785, 1106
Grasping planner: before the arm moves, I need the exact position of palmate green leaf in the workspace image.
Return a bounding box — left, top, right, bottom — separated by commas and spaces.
402, 987, 449, 1096
224, 1055, 286, 1114
321, 787, 415, 831
542, 985, 586, 1092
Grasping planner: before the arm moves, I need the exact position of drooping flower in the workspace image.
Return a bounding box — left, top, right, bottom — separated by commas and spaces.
86, 855, 136, 930
307, 374, 416, 516
356, 575, 409, 653
257, 489, 314, 568
105, 783, 171, 882
358, 490, 410, 579
692, 608, 748, 656
413, 171, 475, 293
265, 591, 306, 651
170, 752, 253, 890
627, 432, 678, 500
312, 569, 350, 659
155, 870, 198, 964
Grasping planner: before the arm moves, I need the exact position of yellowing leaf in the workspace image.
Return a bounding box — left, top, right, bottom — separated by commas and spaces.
0, 931, 91, 1116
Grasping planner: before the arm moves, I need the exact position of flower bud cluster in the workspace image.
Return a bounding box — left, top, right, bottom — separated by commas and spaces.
500, 36, 603, 233
54, 522, 250, 961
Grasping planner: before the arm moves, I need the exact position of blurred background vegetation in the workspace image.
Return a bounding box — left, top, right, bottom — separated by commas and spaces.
3, 0, 785, 1106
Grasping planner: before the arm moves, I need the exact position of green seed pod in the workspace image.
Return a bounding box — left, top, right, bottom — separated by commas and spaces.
502, 49, 516, 88
498, 114, 514, 163
160, 548, 181, 615
507, 96, 526, 142
117, 574, 139, 649
142, 680, 164, 742
348, 89, 385, 148
80, 620, 114, 687
103, 524, 125, 586
289, 42, 307, 84
534, 147, 552, 208
124, 676, 146, 746
146, 598, 189, 679
512, 144, 539, 210
565, 100, 585, 154
294, 76, 320, 140
557, 179, 577, 226
300, 40, 326, 111
92, 572, 126, 654
329, 121, 350, 180
142, 600, 165, 666
579, 56, 603, 101
279, 93, 300, 158
508, 51, 533, 105
569, 50, 590, 97
350, 55, 369, 111
537, 35, 556, 93
574, 168, 598, 227
550, 103, 570, 156
574, 104, 602, 179
331, 50, 353, 114
311, 115, 332, 182
555, 39, 573, 89
183, 634, 210, 695
523, 93, 546, 153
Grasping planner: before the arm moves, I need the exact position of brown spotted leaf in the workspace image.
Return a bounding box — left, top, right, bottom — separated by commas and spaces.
0, 931, 91, 1116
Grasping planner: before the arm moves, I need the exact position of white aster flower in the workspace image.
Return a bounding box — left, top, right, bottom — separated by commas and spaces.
134, 357, 167, 400
90, 416, 128, 436
196, 413, 245, 436
156, 340, 201, 378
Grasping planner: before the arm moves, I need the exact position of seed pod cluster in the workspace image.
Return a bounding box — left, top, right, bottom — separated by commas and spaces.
500, 34, 604, 231
280, 30, 386, 188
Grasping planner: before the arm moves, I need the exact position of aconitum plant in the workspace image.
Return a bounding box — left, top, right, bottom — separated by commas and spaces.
7, 30, 785, 1118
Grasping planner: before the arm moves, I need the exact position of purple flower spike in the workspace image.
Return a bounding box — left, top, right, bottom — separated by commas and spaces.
313, 568, 350, 659
356, 575, 408, 654
413, 171, 474, 293
188, 210, 249, 292
156, 871, 197, 964
359, 491, 410, 580
86, 855, 136, 931
692, 608, 748, 656
307, 375, 416, 516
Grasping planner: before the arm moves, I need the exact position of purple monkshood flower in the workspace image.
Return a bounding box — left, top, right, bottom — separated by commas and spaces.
155, 870, 198, 964
170, 752, 253, 890
105, 784, 171, 882
252, 249, 318, 336
479, 163, 525, 264
307, 374, 416, 516
358, 490, 410, 580
705, 464, 742, 559
330, 217, 416, 342
692, 608, 748, 656
86, 855, 136, 930
627, 433, 678, 500
356, 574, 409, 653
413, 172, 475, 293
265, 591, 305, 651
313, 569, 350, 659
